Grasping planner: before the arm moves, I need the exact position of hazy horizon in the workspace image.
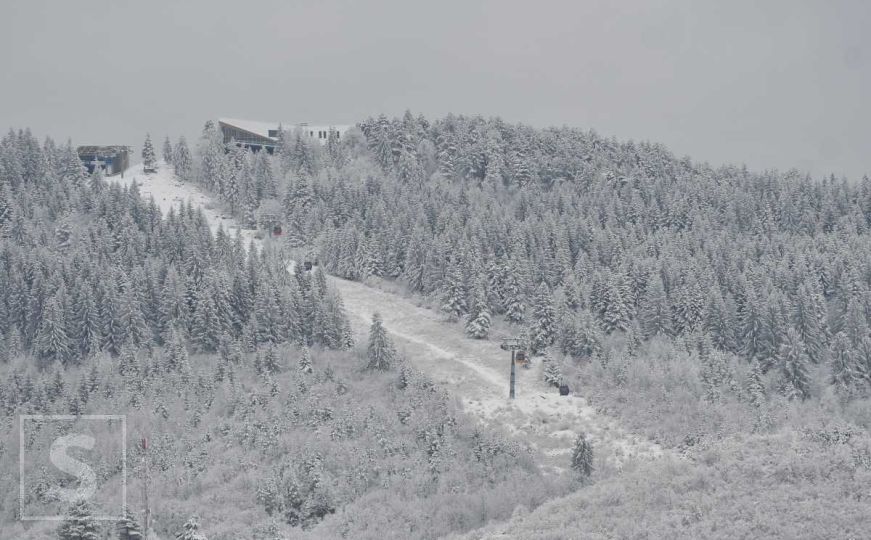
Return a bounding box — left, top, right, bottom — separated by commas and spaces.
1, 0, 869, 180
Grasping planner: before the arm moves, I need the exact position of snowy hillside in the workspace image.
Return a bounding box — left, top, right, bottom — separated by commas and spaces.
118, 161, 665, 474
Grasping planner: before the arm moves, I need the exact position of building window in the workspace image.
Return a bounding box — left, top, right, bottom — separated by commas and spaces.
268, 129, 278, 138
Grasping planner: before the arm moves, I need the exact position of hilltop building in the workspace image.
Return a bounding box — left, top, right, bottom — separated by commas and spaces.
77, 146, 130, 176
218, 118, 351, 153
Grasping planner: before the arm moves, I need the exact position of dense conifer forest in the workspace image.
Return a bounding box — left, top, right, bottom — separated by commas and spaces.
3, 111, 871, 537
0, 128, 561, 539
181, 112, 871, 537
191, 112, 871, 404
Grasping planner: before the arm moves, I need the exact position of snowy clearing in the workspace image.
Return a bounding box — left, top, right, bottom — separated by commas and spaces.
117, 162, 666, 473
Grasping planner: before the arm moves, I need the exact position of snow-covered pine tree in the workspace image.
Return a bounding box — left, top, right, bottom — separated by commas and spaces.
175, 515, 208, 540
173, 137, 193, 182
441, 262, 468, 321
855, 336, 871, 388
502, 259, 526, 324
89, 164, 105, 193
465, 278, 491, 339
0, 181, 13, 235
529, 282, 556, 353
562, 270, 581, 311
640, 274, 670, 338
600, 272, 630, 334
570, 433, 593, 478
778, 327, 811, 400
741, 288, 767, 365
543, 352, 563, 387
367, 312, 395, 371
163, 135, 174, 165
792, 282, 826, 363
298, 346, 313, 374
57, 497, 100, 540
671, 278, 704, 335
706, 291, 738, 353
192, 283, 220, 352
61, 140, 87, 187
829, 331, 858, 395
558, 310, 602, 359
840, 297, 868, 347
35, 295, 70, 363
746, 359, 766, 407
263, 345, 280, 375
116, 508, 143, 540
141, 134, 157, 173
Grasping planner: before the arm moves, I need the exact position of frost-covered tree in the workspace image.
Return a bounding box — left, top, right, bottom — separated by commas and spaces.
570, 433, 593, 478
746, 359, 766, 407
141, 134, 157, 172
175, 515, 207, 540
529, 283, 556, 353
298, 346, 313, 374
367, 312, 396, 371
58, 498, 100, 540
465, 279, 491, 339
35, 295, 70, 363
163, 135, 174, 165
502, 260, 526, 324
116, 508, 143, 540
829, 332, 858, 394
792, 282, 826, 363
173, 136, 193, 182
672, 278, 704, 335
558, 310, 602, 359
599, 273, 630, 334
441, 262, 468, 321
640, 274, 670, 338
543, 353, 563, 387
778, 327, 811, 400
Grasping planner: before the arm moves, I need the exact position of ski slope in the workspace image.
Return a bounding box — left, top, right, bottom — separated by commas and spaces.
117, 162, 665, 473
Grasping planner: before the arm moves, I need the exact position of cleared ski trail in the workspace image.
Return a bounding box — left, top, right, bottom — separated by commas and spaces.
118, 163, 665, 473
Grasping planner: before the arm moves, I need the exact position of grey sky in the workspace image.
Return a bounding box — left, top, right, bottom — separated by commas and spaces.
1, 0, 868, 179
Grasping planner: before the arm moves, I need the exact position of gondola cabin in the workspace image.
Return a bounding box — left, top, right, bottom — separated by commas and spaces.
559, 384, 570, 396
514, 350, 529, 366
303, 261, 313, 271
272, 225, 283, 236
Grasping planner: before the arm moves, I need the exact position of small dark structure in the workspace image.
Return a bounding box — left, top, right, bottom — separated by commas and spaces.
303, 261, 313, 271
514, 350, 529, 366
77, 146, 130, 176
272, 225, 283, 236
559, 384, 570, 396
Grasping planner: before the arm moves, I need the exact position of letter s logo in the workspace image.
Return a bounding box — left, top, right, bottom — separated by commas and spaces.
49, 433, 96, 502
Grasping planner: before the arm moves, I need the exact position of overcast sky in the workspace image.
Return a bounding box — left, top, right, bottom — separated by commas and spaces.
1, 1, 868, 179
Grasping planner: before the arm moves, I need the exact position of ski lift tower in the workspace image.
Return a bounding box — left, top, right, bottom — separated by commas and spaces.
500, 336, 525, 399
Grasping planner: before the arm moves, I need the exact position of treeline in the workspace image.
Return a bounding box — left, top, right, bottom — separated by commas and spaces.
181, 112, 871, 403
0, 128, 353, 367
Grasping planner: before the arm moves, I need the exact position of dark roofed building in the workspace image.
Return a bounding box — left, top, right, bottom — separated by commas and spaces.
77, 146, 130, 176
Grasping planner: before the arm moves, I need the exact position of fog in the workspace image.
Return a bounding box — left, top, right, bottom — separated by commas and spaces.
1, 0, 868, 179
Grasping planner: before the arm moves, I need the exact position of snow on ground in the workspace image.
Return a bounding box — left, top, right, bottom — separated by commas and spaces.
116, 162, 666, 473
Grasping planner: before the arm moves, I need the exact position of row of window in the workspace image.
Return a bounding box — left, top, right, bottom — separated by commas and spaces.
267, 128, 340, 140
